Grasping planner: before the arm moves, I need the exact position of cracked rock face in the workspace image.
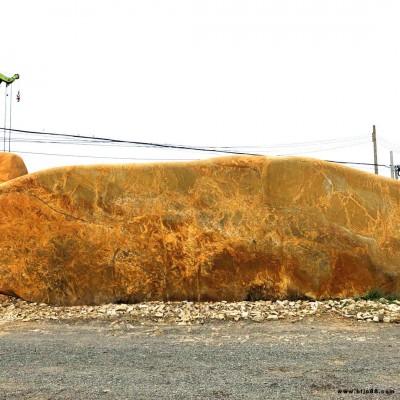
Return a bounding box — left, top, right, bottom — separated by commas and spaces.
0, 153, 28, 184
0, 155, 399, 305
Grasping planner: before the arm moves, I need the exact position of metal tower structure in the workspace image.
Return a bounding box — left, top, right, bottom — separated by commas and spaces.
0, 72, 20, 152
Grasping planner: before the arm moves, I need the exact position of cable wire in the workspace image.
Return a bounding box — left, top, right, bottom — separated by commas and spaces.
0, 127, 372, 155
2, 126, 392, 169
1, 127, 263, 156
14, 150, 200, 161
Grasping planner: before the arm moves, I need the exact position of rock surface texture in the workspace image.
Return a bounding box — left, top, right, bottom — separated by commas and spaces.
0, 153, 28, 184
0, 155, 399, 305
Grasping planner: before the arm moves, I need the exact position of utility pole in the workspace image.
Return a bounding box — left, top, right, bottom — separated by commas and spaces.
372, 125, 378, 175
390, 151, 394, 179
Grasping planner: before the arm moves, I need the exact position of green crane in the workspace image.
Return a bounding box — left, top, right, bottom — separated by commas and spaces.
0, 72, 19, 86
1, 72, 20, 152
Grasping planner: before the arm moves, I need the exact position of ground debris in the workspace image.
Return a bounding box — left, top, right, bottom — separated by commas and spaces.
0, 296, 399, 325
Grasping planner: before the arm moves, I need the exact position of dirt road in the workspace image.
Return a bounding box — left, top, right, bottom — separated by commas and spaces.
0, 317, 398, 400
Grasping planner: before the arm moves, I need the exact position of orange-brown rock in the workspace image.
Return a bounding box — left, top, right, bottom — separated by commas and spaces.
0, 155, 399, 305
0, 152, 28, 184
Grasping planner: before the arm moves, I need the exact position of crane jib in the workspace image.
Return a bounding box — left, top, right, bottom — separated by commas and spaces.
0, 73, 20, 86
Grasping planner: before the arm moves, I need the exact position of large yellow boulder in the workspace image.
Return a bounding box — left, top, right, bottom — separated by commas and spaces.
0, 155, 399, 305
0, 153, 28, 184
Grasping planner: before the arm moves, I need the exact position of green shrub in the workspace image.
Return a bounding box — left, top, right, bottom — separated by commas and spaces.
361, 289, 383, 301
355, 289, 398, 302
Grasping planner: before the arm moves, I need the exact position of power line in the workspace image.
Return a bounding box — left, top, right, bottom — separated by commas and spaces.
15, 150, 200, 161
2, 126, 392, 169
14, 149, 390, 169
201, 135, 368, 149
1, 127, 371, 153
9, 136, 371, 155
325, 159, 390, 168
279, 139, 371, 156
380, 137, 400, 154
1, 127, 263, 156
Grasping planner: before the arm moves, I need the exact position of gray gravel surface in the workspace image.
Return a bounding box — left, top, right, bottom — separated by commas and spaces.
0, 318, 399, 400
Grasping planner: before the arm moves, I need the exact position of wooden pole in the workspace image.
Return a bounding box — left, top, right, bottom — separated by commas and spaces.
372, 125, 378, 175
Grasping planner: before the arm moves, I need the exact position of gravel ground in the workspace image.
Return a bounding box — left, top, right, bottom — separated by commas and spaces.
0, 315, 399, 400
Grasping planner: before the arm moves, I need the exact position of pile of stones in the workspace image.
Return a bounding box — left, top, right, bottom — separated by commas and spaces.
1, 294, 399, 325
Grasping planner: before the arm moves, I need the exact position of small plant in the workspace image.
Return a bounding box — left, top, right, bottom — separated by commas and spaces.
354, 289, 398, 302
361, 289, 383, 301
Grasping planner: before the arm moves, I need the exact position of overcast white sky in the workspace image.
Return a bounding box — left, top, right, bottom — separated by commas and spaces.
1, 0, 400, 177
